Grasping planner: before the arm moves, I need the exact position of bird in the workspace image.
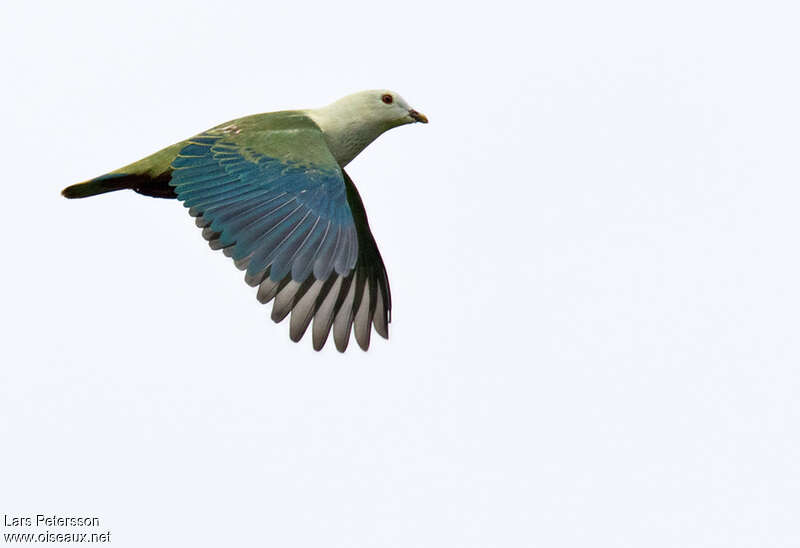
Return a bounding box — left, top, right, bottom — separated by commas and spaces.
62, 90, 428, 352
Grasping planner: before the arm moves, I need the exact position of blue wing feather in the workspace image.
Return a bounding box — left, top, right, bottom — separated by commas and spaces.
169, 132, 358, 283
165, 119, 389, 351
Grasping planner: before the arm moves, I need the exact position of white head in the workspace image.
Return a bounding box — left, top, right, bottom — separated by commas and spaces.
307, 89, 428, 167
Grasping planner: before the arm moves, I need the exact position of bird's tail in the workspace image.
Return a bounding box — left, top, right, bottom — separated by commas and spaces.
62, 174, 137, 198
61, 172, 176, 199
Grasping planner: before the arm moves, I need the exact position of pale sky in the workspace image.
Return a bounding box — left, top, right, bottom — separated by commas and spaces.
2, 0, 799, 546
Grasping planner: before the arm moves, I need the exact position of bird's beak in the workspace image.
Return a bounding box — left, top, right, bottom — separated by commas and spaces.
408, 109, 428, 124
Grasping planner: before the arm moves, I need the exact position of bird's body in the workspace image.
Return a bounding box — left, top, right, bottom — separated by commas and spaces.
62, 90, 427, 352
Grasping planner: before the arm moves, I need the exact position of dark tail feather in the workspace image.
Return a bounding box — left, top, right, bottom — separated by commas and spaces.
62, 172, 175, 199
62, 174, 135, 198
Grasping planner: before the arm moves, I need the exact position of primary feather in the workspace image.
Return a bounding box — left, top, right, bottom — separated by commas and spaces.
61, 90, 427, 352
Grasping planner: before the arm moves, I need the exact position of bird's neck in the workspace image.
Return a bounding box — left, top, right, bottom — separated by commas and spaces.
305, 104, 387, 168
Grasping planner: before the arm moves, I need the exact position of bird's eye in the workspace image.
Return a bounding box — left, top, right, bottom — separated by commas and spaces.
381, 94, 393, 104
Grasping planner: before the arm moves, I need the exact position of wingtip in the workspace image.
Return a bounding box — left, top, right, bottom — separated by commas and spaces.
355, 338, 370, 351
334, 330, 350, 352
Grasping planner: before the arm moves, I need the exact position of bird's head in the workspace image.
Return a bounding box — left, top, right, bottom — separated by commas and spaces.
332, 89, 428, 129
308, 89, 428, 166
371, 89, 428, 127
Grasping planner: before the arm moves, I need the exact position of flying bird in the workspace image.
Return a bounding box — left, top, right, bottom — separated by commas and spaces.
62, 90, 428, 352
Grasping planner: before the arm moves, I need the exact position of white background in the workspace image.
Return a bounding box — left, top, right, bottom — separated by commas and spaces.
2, 1, 799, 546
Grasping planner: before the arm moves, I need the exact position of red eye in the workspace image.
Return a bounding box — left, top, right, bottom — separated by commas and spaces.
381, 94, 393, 104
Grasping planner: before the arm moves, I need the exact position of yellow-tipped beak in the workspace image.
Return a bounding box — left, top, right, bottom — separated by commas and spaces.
409, 109, 428, 124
